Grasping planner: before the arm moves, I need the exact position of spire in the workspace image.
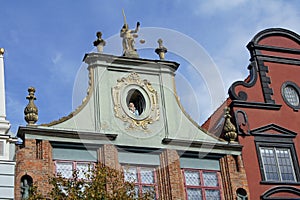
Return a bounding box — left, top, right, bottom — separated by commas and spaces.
223, 107, 237, 143
0, 48, 11, 134
24, 87, 38, 125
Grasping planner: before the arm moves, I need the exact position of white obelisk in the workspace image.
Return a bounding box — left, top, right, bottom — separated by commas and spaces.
0, 48, 10, 134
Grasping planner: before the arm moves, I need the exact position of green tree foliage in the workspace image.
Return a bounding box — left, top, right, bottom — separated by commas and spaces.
27, 164, 155, 200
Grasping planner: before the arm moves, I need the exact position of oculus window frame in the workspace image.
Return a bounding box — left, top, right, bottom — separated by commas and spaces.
281, 81, 300, 110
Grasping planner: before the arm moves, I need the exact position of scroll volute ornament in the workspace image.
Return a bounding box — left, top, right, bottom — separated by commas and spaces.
223, 107, 237, 143
24, 87, 38, 125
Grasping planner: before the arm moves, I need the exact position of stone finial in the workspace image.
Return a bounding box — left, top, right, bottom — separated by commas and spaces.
0, 48, 4, 55
24, 87, 38, 125
93, 31, 106, 53
155, 38, 167, 60
223, 107, 237, 143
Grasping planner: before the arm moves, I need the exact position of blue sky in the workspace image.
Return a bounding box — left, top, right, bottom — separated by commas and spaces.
1, 0, 300, 134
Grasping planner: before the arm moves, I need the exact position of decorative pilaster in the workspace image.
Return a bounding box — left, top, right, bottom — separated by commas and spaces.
155, 39, 167, 60
24, 87, 38, 125
97, 144, 121, 170
219, 155, 250, 200
0, 48, 11, 133
223, 107, 237, 143
158, 149, 185, 200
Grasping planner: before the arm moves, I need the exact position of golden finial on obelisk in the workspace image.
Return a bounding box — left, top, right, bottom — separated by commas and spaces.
24, 87, 38, 125
223, 107, 237, 143
0, 48, 4, 55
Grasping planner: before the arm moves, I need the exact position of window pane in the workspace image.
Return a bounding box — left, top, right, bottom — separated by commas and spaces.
142, 186, 155, 199
260, 147, 280, 181
187, 188, 202, 200
134, 186, 139, 198
205, 189, 221, 200
76, 163, 90, 179
56, 162, 73, 178
284, 86, 299, 106
140, 168, 154, 184
185, 171, 201, 186
203, 172, 218, 186
124, 167, 137, 183
276, 149, 296, 181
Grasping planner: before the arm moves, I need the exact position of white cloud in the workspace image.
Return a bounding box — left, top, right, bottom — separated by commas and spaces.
203, 0, 300, 90
51, 52, 63, 64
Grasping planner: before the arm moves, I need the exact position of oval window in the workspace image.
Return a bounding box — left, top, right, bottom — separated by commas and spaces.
281, 81, 300, 110
283, 86, 299, 106
126, 89, 146, 116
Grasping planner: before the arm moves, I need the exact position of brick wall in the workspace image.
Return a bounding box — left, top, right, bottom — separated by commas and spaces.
15, 140, 244, 199
98, 144, 121, 170
15, 139, 53, 199
220, 155, 250, 200
158, 149, 186, 200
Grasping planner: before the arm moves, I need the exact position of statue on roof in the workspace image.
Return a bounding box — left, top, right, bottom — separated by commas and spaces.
120, 9, 140, 58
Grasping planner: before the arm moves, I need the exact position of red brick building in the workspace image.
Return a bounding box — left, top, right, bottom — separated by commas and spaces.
15, 35, 248, 199
203, 28, 300, 199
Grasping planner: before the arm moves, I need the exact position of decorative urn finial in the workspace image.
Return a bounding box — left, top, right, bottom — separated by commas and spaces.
93, 31, 106, 53
223, 107, 237, 143
24, 87, 38, 125
155, 38, 167, 60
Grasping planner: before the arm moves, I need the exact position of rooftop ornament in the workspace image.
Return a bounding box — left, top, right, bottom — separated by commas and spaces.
223, 107, 237, 143
24, 87, 38, 125
155, 38, 167, 60
120, 9, 140, 58
93, 31, 106, 53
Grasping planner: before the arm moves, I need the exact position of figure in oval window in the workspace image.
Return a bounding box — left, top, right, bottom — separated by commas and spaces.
129, 102, 139, 116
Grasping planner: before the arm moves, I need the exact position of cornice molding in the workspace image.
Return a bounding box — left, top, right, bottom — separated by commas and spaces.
17, 126, 117, 146
230, 100, 281, 110
162, 138, 243, 152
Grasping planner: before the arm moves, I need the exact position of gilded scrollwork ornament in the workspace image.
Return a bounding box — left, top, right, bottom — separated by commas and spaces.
112, 72, 159, 131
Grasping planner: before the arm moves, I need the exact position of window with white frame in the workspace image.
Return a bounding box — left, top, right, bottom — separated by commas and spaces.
182, 169, 222, 200
123, 166, 158, 199
259, 147, 296, 182
55, 160, 94, 179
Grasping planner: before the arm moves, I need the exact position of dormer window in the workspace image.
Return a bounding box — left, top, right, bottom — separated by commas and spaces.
281, 82, 300, 110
